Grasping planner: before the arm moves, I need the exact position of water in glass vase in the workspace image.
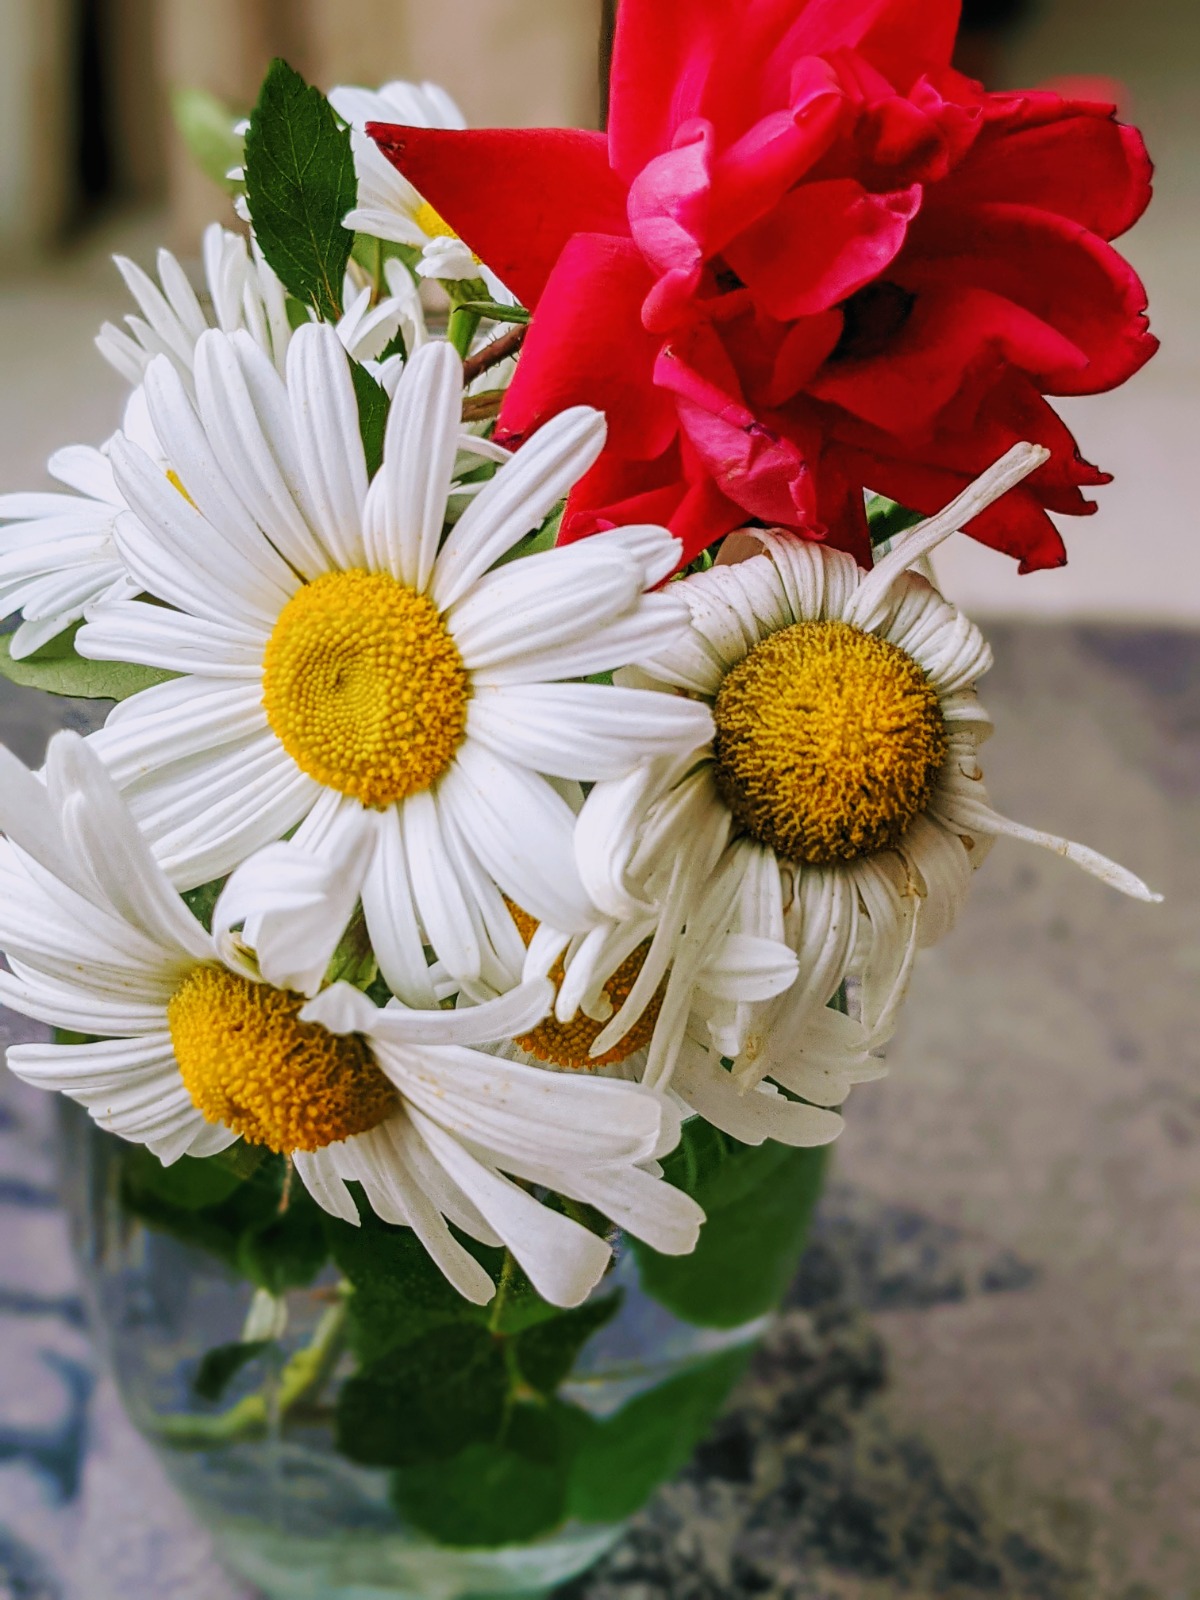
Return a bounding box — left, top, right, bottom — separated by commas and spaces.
59, 1103, 826, 1599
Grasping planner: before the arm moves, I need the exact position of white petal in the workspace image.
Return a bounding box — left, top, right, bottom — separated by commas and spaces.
286, 324, 370, 569
467, 684, 713, 782
362, 340, 462, 591
362, 805, 438, 1006
438, 745, 592, 932
400, 788, 483, 984
675, 1046, 845, 1147
78, 600, 265, 677
406, 1108, 611, 1308
90, 678, 268, 786
431, 408, 608, 611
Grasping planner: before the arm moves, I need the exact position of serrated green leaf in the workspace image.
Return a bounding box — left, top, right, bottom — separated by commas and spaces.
512, 1292, 622, 1396
450, 300, 531, 325
390, 1403, 569, 1547
336, 1324, 508, 1468
193, 1340, 269, 1403
867, 493, 925, 547
565, 1346, 751, 1524
243, 59, 356, 322
631, 1124, 828, 1328
350, 361, 389, 478
0, 627, 176, 701
170, 86, 245, 192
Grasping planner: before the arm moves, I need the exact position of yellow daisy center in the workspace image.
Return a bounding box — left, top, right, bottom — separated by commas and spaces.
262, 569, 469, 809
507, 903, 664, 1070
168, 966, 399, 1153
413, 200, 459, 240
711, 619, 947, 865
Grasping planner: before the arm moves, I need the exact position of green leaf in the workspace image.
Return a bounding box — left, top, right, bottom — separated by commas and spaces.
631, 1123, 828, 1328
335, 1324, 508, 1468
193, 1340, 269, 1403
450, 300, 531, 325
121, 1145, 328, 1291
324, 1197, 492, 1365
122, 1143, 245, 1211
866, 493, 925, 547
180, 877, 226, 933
243, 59, 356, 322
512, 1292, 622, 1397
170, 86, 245, 192
349, 361, 389, 479
566, 1346, 751, 1524
0, 627, 176, 702
390, 1402, 569, 1548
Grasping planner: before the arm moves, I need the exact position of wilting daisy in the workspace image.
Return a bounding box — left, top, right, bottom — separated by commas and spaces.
573, 444, 1161, 1094
78, 326, 712, 999
0, 734, 701, 1307
0, 389, 157, 656
96, 222, 422, 394
329, 80, 511, 301
493, 868, 872, 1148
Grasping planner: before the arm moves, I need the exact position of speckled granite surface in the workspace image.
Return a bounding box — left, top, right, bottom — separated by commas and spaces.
1, 624, 1196, 1599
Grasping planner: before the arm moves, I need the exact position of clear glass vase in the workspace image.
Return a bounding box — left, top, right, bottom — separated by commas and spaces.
59, 1103, 826, 1600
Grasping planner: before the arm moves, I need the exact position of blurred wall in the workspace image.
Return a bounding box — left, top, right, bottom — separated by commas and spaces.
160, 0, 604, 246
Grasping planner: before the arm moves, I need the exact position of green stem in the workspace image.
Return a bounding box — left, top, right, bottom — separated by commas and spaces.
448, 306, 482, 360
488, 1248, 518, 1333
154, 1298, 348, 1449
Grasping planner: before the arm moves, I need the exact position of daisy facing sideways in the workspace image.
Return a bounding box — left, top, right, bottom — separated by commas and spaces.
0, 388, 158, 658
329, 80, 511, 301
0, 734, 702, 1308
569, 442, 1161, 1098
77, 327, 712, 1000
96, 222, 422, 395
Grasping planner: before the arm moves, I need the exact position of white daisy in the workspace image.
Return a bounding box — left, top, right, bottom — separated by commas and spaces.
329, 80, 513, 303
77, 326, 712, 1002
0, 733, 701, 1308
0, 389, 157, 657
572, 443, 1161, 1096
96, 223, 422, 395
495, 867, 863, 1150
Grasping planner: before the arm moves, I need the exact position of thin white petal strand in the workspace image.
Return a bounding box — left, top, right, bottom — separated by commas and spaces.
293, 1147, 361, 1226
361, 806, 439, 1007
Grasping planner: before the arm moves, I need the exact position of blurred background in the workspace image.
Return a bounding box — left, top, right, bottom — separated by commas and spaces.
0, 3, 1197, 1598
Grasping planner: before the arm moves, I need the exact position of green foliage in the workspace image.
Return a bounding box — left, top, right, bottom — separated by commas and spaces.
564, 1345, 751, 1524
170, 87, 245, 192
390, 1403, 570, 1548
511, 1292, 621, 1396
180, 877, 226, 933
325, 1198, 492, 1364
336, 1323, 509, 1468
121, 1145, 328, 1293
193, 1340, 269, 1403
867, 493, 925, 547
632, 1121, 828, 1328
243, 59, 356, 322
450, 300, 531, 325
350, 361, 389, 479
0, 627, 176, 702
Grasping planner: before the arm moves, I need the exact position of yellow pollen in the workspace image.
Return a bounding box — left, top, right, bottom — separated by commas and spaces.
507, 903, 664, 1070
262, 569, 469, 809
166, 468, 196, 507
168, 966, 399, 1153
711, 619, 947, 865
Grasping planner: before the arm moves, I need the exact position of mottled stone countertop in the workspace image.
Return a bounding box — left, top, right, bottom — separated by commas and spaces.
1, 624, 1197, 1599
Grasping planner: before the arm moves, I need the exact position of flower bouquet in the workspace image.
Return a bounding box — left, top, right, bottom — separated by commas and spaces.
0, 2, 1159, 1597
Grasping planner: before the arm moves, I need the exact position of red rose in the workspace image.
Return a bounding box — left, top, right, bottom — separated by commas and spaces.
370, 0, 1155, 571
